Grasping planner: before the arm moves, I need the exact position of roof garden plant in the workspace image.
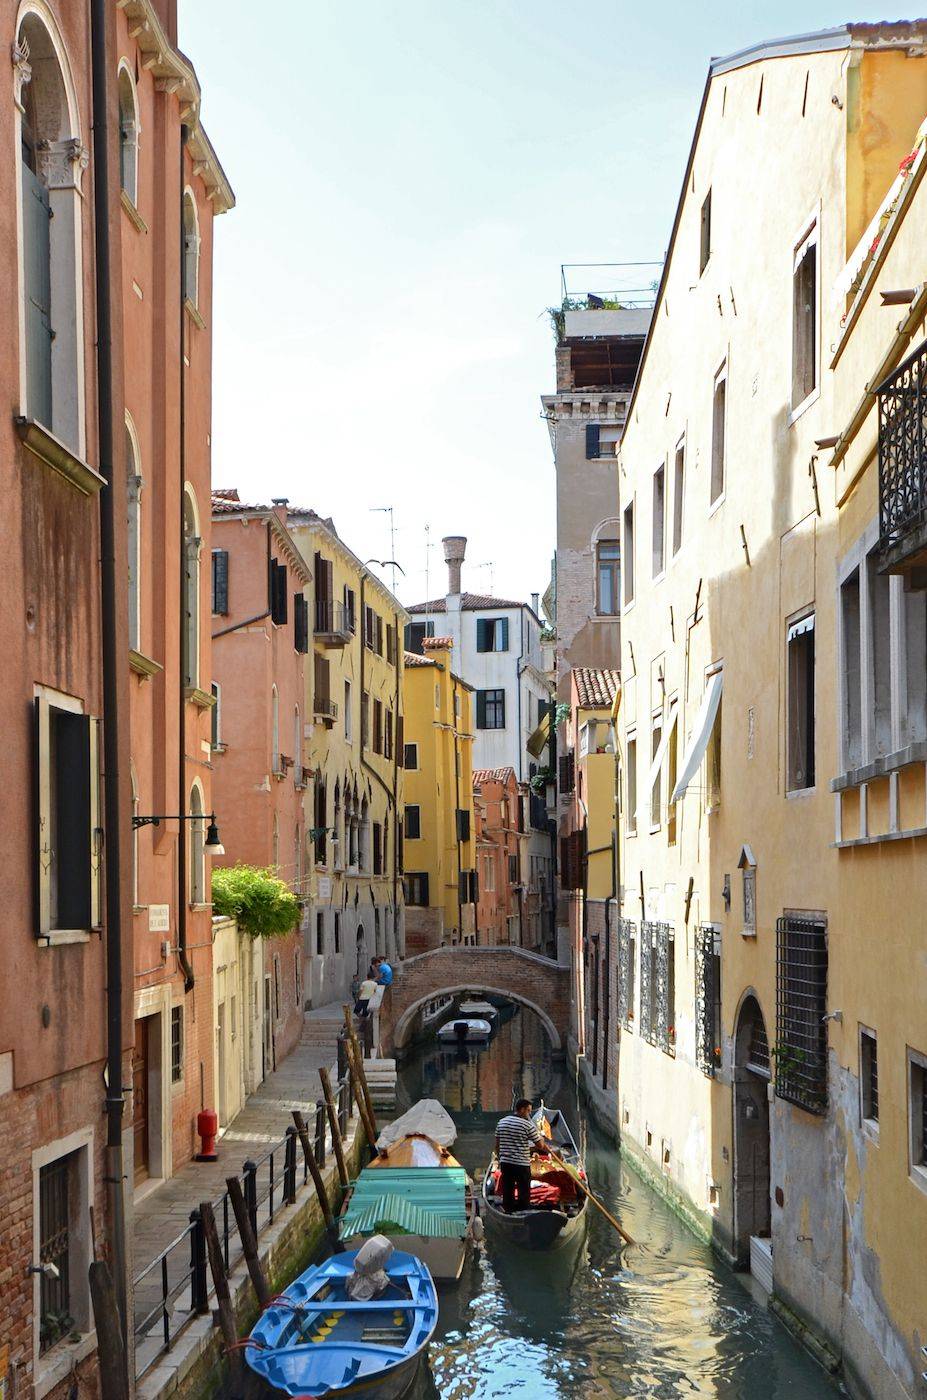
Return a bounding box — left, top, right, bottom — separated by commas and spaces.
211, 863, 301, 938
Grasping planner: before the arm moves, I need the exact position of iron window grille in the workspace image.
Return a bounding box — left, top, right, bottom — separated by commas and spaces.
860, 1030, 878, 1124
170, 1005, 183, 1084
639, 922, 668, 1046
39, 1156, 71, 1351
694, 925, 722, 1076
748, 1016, 771, 1076
775, 915, 828, 1114
617, 918, 636, 1030
877, 336, 927, 558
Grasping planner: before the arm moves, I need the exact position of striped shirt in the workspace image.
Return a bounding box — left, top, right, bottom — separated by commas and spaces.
496, 1114, 541, 1166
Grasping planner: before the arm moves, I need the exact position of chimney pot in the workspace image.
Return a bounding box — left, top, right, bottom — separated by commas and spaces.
531, 592, 540, 613
442, 535, 467, 596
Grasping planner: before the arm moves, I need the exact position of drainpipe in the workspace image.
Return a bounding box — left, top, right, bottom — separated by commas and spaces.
176, 124, 194, 994
90, 0, 129, 1340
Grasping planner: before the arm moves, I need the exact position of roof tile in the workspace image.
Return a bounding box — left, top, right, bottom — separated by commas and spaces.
573, 667, 621, 709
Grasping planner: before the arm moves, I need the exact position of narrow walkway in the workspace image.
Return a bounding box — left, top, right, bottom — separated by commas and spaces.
132, 1003, 346, 1328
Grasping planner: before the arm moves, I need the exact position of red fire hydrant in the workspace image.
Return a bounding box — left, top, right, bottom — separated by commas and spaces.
196, 1108, 218, 1161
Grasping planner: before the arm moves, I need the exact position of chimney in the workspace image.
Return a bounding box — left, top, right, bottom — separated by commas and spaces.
442, 535, 467, 596
271, 496, 289, 526
531, 592, 539, 614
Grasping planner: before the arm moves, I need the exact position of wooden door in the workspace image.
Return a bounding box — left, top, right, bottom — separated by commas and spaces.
132, 1017, 150, 1185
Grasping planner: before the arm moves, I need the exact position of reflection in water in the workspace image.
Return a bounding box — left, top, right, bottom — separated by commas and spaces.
399, 1006, 839, 1399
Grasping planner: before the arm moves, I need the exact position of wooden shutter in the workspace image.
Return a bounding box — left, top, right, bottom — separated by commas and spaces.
373, 823, 381, 873
89, 717, 102, 929
211, 549, 229, 615
34, 696, 50, 935
457, 809, 470, 842
56, 711, 92, 930
22, 164, 53, 428
376, 615, 384, 655
294, 594, 309, 653
476, 691, 486, 728
476, 619, 489, 653
585, 423, 600, 460
458, 870, 468, 903
396, 715, 405, 767
314, 652, 330, 704
499, 617, 509, 651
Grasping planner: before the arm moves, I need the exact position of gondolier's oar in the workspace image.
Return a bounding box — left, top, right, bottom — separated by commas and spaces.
546, 1148, 637, 1248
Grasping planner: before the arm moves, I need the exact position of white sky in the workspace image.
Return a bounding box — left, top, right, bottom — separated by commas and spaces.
180, 1, 927, 608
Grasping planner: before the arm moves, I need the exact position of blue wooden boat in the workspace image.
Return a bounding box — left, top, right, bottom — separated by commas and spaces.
244, 1248, 437, 1398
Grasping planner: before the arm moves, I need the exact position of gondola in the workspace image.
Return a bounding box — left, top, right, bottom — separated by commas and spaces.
481, 1102, 588, 1250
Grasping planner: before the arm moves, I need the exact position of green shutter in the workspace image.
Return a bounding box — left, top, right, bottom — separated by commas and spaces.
22, 163, 53, 428
55, 711, 92, 929
476, 619, 489, 652
499, 618, 509, 651
476, 691, 486, 728
585, 424, 600, 460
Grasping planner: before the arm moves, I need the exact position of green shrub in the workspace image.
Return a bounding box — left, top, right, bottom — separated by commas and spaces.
211, 864, 300, 939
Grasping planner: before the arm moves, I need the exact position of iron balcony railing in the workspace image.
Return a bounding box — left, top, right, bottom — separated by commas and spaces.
877, 336, 927, 559
133, 1078, 352, 1379
315, 598, 354, 638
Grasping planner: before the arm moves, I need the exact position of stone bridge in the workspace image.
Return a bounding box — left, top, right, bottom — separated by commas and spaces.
380, 946, 570, 1056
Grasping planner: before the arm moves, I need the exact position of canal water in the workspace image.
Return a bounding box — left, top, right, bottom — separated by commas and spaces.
396, 1005, 840, 1400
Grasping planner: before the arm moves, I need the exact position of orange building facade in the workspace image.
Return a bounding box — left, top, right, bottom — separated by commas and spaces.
473, 767, 521, 945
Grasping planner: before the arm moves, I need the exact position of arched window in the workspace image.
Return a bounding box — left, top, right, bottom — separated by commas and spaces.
182, 190, 199, 307
360, 798, 370, 872
333, 781, 342, 864
126, 416, 142, 652
189, 784, 205, 905
117, 62, 139, 205
272, 686, 280, 773
15, 11, 86, 450
182, 488, 200, 688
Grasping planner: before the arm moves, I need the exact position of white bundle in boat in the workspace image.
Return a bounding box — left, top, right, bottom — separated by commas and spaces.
375, 1099, 457, 1150
345, 1234, 394, 1301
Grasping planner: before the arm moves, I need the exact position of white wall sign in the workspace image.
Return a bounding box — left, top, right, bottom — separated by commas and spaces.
317, 877, 332, 902
148, 904, 170, 933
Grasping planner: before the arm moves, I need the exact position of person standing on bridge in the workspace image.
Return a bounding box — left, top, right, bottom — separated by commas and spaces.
494, 1100, 552, 1213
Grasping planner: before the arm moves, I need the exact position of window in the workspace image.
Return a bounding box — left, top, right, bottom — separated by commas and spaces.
483, 853, 496, 892
314, 780, 327, 864
364, 606, 376, 650
171, 1005, 183, 1083
34, 692, 100, 936
477, 617, 509, 652
211, 683, 221, 749
334, 913, 341, 954
776, 915, 828, 1114
652, 464, 665, 577
373, 699, 383, 753
405, 805, 421, 840
361, 692, 369, 747
270, 559, 288, 625
672, 441, 685, 555
17, 11, 85, 449
840, 568, 862, 769
371, 822, 382, 875
343, 586, 357, 634
908, 1051, 927, 1188
182, 490, 201, 689
477, 689, 505, 729
117, 63, 139, 205
182, 189, 199, 308
786, 614, 815, 791
695, 926, 722, 1075
211, 548, 229, 616
868, 555, 891, 758
126, 422, 142, 650
456, 809, 471, 842
667, 715, 678, 845
792, 224, 817, 409
699, 189, 712, 274
189, 785, 205, 905
344, 680, 352, 741
710, 369, 726, 505
130, 764, 139, 907
405, 619, 435, 655
859, 1028, 878, 1128
705, 692, 722, 810
618, 919, 636, 1029
596, 541, 620, 616
405, 872, 429, 906
626, 733, 637, 836
404, 742, 418, 770
294, 593, 309, 653
622, 504, 635, 605
650, 713, 663, 829
384, 708, 393, 760
38, 1155, 74, 1353
316, 912, 325, 956
586, 423, 621, 459
376, 614, 384, 655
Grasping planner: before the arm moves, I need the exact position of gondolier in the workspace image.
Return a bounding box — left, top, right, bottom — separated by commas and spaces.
494, 1099, 552, 1213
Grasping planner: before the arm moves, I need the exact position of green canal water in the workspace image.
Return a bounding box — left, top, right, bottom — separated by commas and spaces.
395, 1005, 841, 1400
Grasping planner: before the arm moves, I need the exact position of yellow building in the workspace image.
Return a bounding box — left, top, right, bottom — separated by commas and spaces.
287, 508, 407, 1004
401, 637, 477, 953
604, 25, 927, 1400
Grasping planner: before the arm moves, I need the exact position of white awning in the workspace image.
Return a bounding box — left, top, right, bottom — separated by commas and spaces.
671, 671, 723, 803
642, 703, 678, 818
787, 614, 815, 642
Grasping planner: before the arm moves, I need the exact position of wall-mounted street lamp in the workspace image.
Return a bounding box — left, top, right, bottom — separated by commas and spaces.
133, 811, 225, 856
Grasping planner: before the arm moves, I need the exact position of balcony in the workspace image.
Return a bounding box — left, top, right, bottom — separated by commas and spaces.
313, 697, 338, 729
877, 337, 927, 582
315, 598, 354, 647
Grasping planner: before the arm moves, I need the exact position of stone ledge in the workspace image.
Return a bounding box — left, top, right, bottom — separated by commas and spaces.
15, 416, 105, 496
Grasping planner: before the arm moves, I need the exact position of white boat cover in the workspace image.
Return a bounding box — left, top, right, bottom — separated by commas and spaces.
375, 1098, 458, 1151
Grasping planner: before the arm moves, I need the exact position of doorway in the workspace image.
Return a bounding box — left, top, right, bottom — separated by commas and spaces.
132, 1016, 151, 1185
355, 924, 366, 983
732, 995, 772, 1267
263, 974, 274, 1077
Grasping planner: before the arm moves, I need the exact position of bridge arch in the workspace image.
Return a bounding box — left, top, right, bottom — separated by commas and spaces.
393, 983, 562, 1052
